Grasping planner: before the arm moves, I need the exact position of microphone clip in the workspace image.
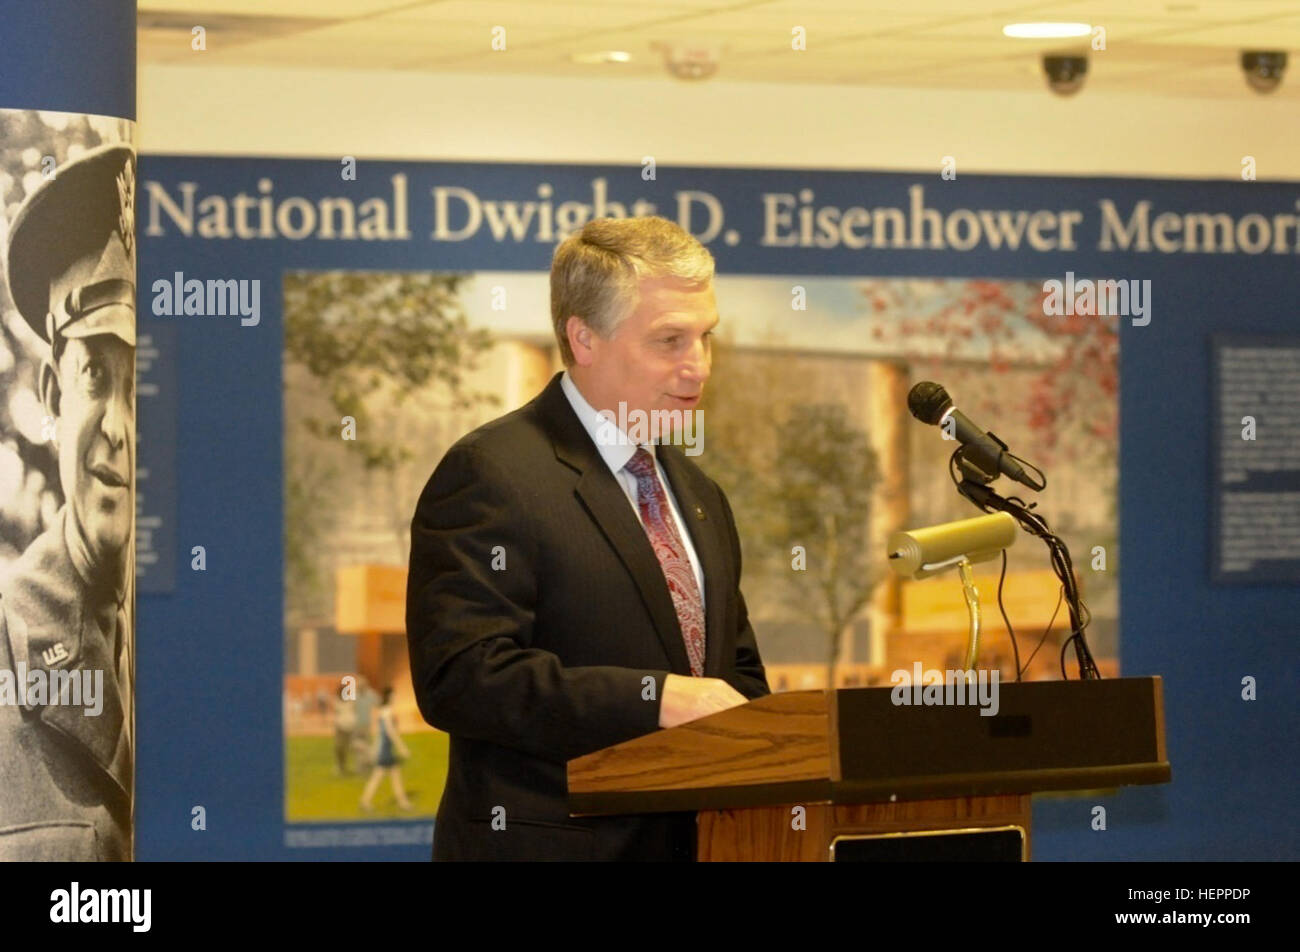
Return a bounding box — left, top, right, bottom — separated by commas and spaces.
954, 430, 1009, 485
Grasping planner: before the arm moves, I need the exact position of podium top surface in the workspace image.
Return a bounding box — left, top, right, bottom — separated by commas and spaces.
568, 676, 1170, 817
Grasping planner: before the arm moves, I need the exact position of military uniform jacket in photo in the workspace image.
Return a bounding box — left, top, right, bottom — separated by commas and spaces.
0, 507, 132, 861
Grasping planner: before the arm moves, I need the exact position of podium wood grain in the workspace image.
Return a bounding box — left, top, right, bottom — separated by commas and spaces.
568, 690, 832, 815
567, 680, 1167, 861
697, 795, 1032, 862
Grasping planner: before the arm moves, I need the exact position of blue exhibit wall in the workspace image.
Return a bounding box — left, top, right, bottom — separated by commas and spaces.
1, 0, 136, 119
135, 156, 1300, 860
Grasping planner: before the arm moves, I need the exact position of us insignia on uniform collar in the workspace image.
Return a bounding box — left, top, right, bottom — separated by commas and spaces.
42, 643, 69, 666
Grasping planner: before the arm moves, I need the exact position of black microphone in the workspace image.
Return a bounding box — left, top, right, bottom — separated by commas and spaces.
907, 381, 1040, 489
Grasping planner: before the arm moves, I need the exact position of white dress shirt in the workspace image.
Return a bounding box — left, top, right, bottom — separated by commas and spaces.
560, 370, 706, 609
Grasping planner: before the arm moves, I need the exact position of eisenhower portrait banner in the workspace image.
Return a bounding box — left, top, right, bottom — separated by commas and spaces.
0, 111, 136, 861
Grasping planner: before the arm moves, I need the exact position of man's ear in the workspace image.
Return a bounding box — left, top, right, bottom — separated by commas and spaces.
565, 315, 596, 367
38, 358, 60, 445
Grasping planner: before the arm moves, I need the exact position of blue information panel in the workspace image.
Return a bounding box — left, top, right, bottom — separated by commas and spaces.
1212, 335, 1300, 584
137, 324, 177, 593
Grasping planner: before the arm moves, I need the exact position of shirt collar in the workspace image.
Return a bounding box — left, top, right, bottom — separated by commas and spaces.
560, 370, 654, 477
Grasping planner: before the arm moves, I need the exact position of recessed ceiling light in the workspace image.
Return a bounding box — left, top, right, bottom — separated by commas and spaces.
571, 50, 632, 65
1003, 22, 1092, 39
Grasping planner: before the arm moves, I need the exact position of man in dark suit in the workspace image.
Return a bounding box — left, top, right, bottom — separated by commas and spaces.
406, 216, 770, 861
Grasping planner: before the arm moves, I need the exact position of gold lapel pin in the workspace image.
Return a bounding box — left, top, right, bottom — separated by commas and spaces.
693, 505, 706, 521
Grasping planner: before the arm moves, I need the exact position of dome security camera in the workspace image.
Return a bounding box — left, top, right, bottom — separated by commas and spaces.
1241, 51, 1287, 93
1042, 54, 1088, 96
651, 40, 722, 80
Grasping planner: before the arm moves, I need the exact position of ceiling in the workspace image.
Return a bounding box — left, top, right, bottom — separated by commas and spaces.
138, 0, 1300, 99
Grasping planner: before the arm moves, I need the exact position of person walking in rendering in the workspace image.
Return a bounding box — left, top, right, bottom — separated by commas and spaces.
359, 686, 413, 812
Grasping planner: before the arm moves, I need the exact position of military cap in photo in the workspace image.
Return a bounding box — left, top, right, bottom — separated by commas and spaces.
5, 143, 136, 349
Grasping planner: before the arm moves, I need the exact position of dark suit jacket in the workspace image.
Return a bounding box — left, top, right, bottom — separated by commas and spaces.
406, 371, 769, 861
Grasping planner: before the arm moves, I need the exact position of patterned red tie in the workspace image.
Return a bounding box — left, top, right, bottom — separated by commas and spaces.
624, 447, 706, 677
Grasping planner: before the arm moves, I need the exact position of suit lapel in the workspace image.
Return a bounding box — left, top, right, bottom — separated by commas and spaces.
656, 446, 728, 679
538, 375, 693, 675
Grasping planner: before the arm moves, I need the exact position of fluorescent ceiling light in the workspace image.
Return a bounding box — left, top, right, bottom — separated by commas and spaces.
1003, 22, 1092, 39
571, 50, 632, 64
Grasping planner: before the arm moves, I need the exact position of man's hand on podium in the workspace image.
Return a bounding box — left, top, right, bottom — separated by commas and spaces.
658, 673, 748, 729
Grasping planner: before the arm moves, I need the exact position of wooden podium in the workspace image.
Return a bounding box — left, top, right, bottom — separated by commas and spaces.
568, 676, 1170, 861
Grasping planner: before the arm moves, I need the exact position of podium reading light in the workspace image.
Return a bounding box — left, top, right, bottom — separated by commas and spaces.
887, 512, 1018, 673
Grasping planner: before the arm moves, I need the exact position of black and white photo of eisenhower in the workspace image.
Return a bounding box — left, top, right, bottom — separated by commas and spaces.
0, 114, 135, 861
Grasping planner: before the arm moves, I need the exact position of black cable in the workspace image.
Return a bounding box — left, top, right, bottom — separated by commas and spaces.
996, 549, 1022, 682
1006, 451, 1047, 492
949, 446, 1101, 680
1060, 634, 1077, 679
1018, 584, 1064, 679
